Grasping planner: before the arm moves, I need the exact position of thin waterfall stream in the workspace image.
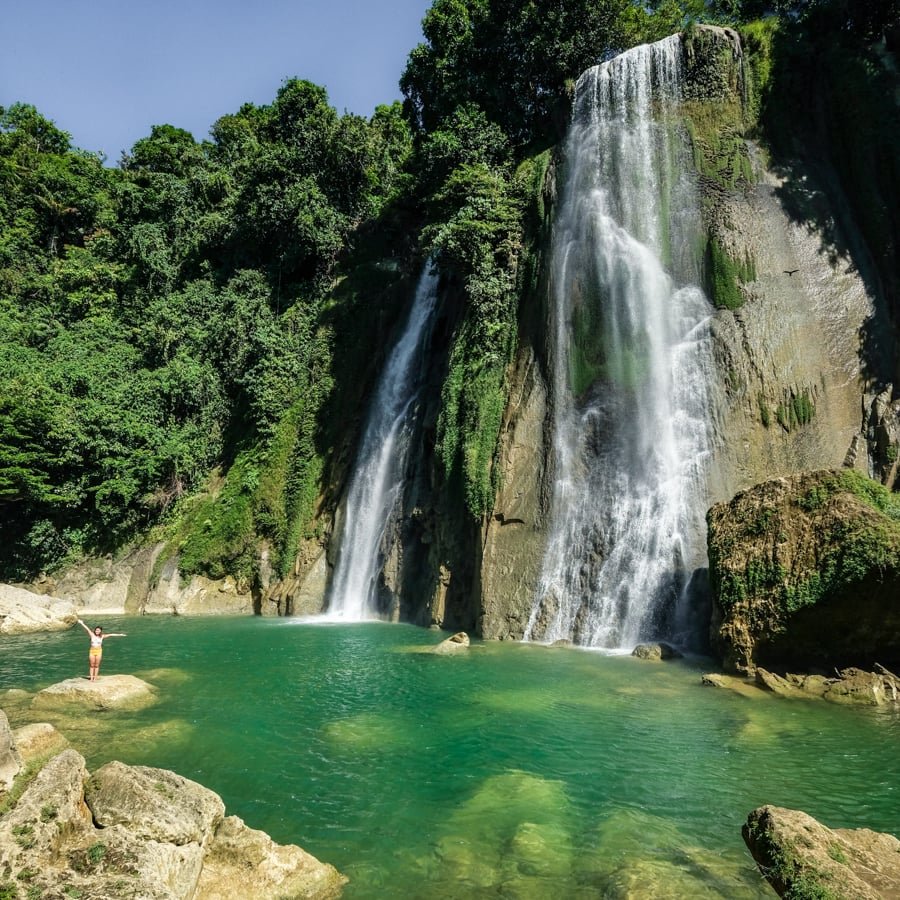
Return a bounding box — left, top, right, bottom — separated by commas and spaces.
326, 266, 438, 620
526, 35, 717, 648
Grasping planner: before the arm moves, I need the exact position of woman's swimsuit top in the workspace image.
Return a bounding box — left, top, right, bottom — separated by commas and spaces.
90, 634, 103, 648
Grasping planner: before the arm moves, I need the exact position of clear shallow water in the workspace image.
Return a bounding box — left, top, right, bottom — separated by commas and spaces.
2, 618, 898, 897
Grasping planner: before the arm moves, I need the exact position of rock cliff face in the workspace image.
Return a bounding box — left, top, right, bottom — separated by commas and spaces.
707, 469, 900, 674
32, 26, 900, 639
28, 544, 255, 617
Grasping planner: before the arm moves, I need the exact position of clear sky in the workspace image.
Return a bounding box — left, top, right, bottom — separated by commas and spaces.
3, 0, 432, 163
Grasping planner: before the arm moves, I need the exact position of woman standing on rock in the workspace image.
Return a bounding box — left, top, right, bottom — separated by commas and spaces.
77, 618, 126, 681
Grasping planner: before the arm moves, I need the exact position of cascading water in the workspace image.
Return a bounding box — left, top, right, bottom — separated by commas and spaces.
326, 266, 438, 620
525, 35, 717, 648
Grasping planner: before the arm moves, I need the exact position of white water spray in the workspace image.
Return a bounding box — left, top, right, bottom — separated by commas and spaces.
525, 35, 717, 648
326, 266, 438, 620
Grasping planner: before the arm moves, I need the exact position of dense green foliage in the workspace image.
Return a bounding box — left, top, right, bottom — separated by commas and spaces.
0, 89, 412, 579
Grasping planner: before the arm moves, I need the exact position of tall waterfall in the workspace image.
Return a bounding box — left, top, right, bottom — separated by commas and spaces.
525, 35, 717, 648
326, 266, 438, 620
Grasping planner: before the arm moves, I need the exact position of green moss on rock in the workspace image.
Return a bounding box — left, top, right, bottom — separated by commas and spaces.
704, 235, 754, 310
708, 470, 900, 674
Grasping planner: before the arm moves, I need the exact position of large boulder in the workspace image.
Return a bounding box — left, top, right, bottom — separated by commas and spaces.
708, 470, 900, 674
0, 749, 94, 862
632, 642, 683, 661
86, 761, 225, 847
744, 805, 900, 899
32, 674, 158, 711
197, 814, 347, 899
0, 583, 77, 634
432, 632, 470, 655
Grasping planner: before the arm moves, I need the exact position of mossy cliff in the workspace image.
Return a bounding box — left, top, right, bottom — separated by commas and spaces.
708, 469, 900, 675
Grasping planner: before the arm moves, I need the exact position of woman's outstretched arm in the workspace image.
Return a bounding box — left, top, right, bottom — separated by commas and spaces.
76, 618, 93, 635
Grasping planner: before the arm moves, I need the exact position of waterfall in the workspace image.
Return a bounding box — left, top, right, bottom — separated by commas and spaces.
326, 265, 438, 620
525, 35, 717, 648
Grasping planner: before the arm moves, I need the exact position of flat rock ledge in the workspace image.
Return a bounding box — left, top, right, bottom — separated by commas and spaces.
32, 674, 159, 711
0, 582, 77, 634
0, 740, 346, 899
702, 665, 900, 706
743, 805, 900, 899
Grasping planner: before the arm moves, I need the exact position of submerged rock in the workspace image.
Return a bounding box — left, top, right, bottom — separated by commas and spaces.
632, 642, 684, 661
432, 631, 470, 654
708, 470, 900, 674
744, 805, 900, 899
32, 674, 158, 711
11, 722, 68, 764
427, 770, 575, 892
0, 583, 77, 634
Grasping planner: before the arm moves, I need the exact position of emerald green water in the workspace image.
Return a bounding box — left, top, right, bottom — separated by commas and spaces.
2, 618, 898, 897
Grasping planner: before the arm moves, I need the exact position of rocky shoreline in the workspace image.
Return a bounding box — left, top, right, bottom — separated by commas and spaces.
0, 682, 345, 899
702, 663, 900, 707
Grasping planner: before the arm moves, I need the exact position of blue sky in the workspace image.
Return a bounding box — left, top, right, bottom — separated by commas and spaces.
3, 0, 432, 163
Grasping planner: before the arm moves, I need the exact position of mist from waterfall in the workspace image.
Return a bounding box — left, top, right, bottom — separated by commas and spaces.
326, 265, 438, 620
525, 35, 717, 648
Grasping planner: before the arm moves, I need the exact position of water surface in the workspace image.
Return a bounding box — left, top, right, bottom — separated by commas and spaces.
2, 618, 898, 897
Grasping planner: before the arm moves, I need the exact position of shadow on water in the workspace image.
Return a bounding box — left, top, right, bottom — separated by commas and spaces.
760, 9, 900, 386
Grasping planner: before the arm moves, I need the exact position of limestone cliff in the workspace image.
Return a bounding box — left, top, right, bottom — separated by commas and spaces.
28, 544, 255, 617
707, 469, 900, 674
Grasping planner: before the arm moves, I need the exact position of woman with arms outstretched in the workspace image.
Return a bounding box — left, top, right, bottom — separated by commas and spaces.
76, 618, 127, 681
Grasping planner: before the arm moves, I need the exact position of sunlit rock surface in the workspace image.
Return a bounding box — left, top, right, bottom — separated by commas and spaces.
432, 631, 470, 654
0, 709, 21, 791
11, 722, 68, 764
0, 583, 77, 634
0, 744, 347, 899
32, 674, 159, 711
744, 805, 900, 899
